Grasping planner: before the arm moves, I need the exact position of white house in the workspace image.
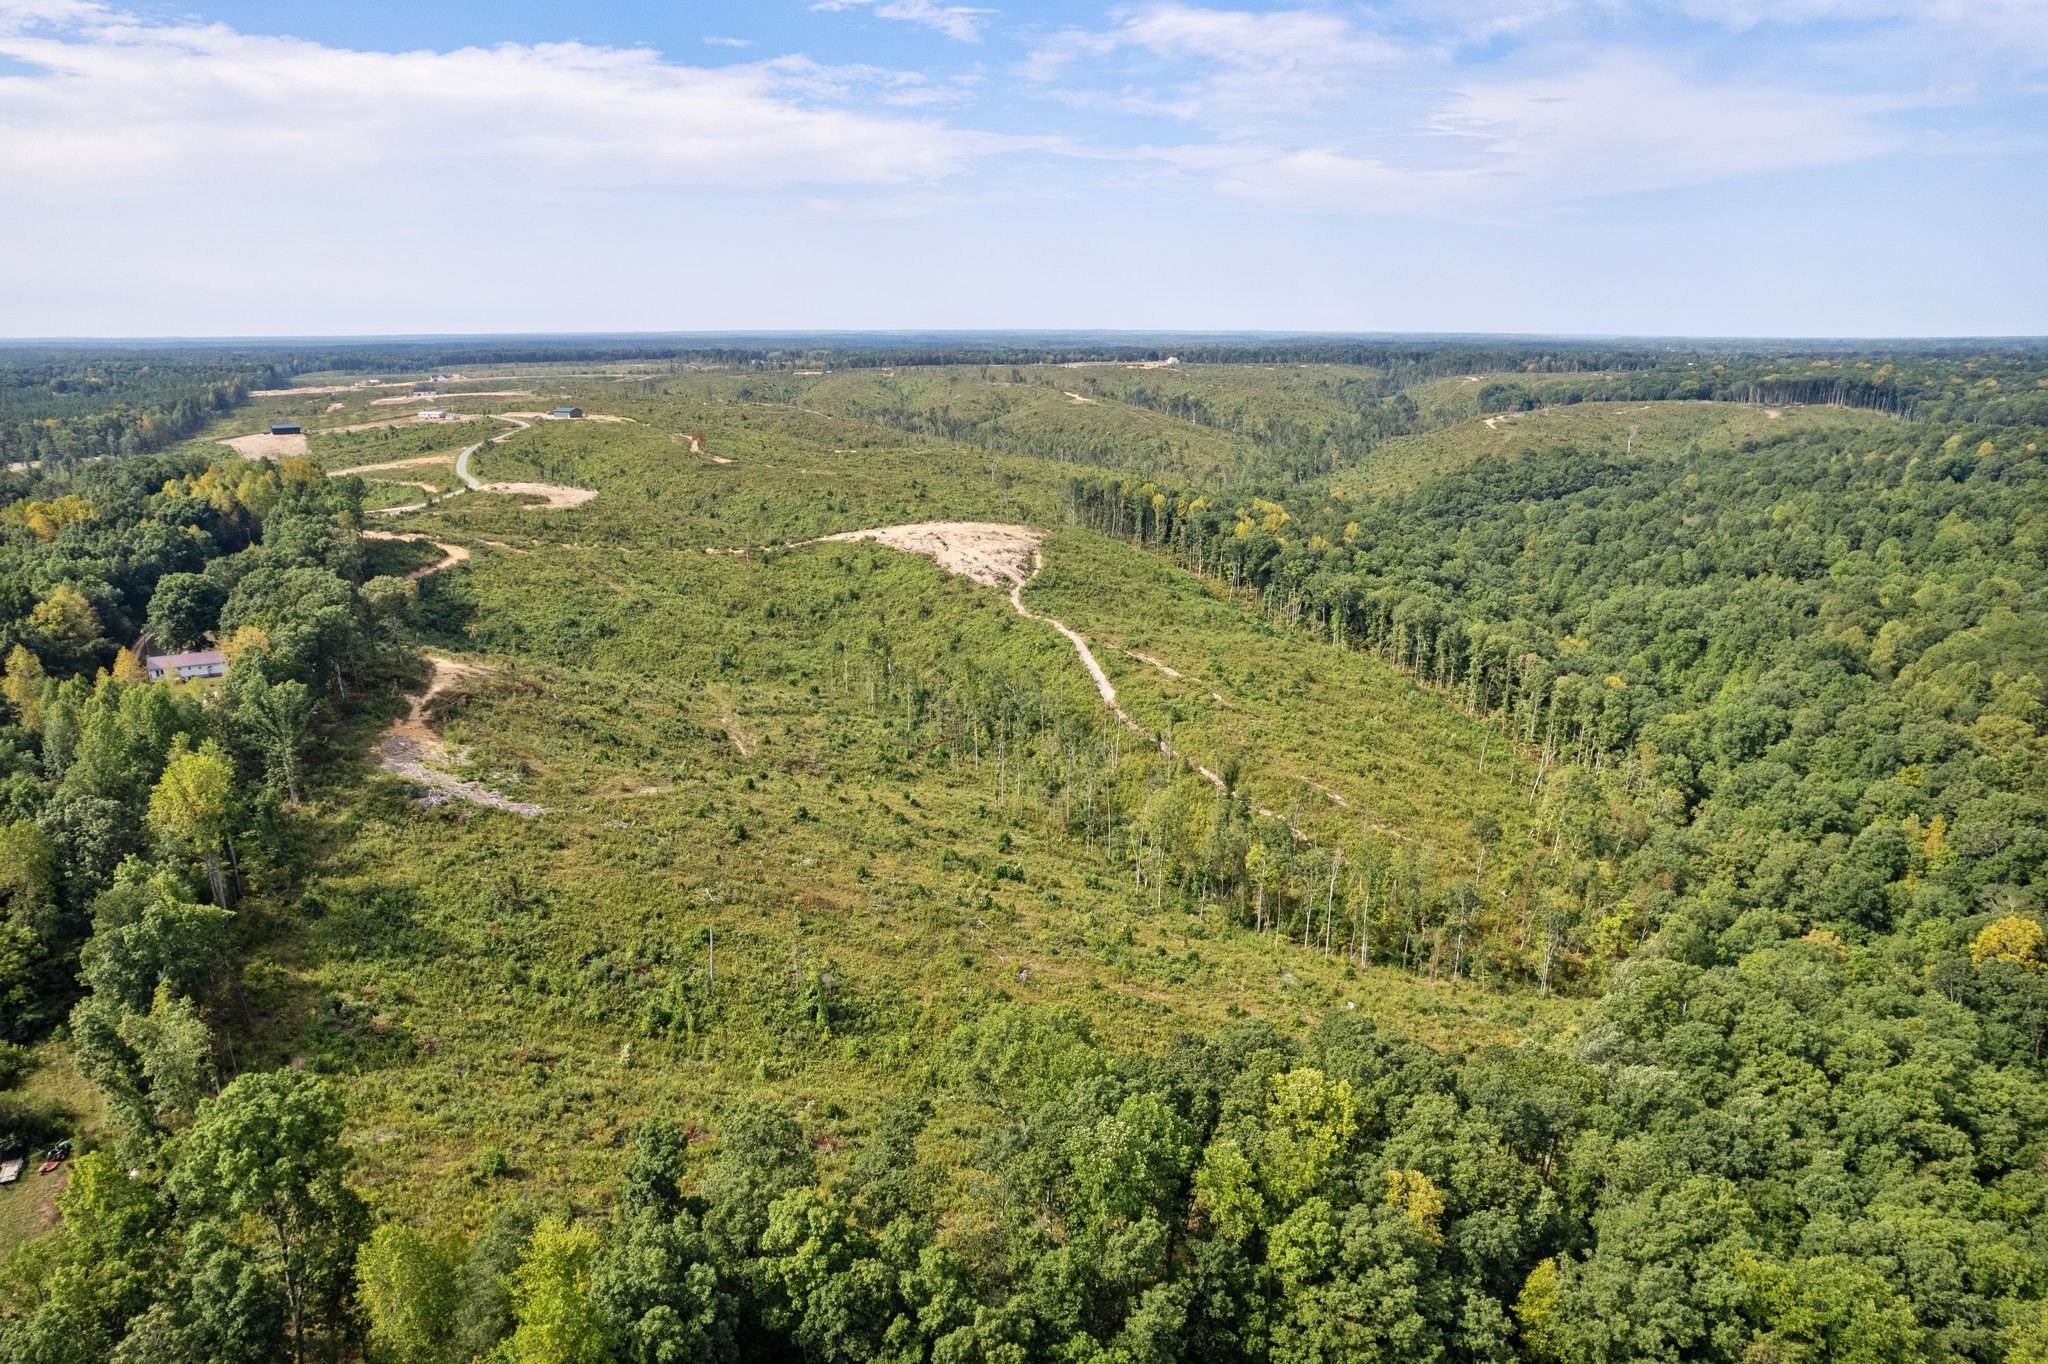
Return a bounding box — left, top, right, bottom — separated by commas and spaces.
145, 649, 228, 682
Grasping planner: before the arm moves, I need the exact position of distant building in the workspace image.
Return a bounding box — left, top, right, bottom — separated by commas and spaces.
271, 423, 303, 435
419, 409, 451, 421
412, 387, 439, 398
549, 407, 583, 420
353, 379, 382, 388
145, 649, 228, 682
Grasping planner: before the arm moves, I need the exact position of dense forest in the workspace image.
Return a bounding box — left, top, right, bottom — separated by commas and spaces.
0, 357, 270, 469
2, 340, 2047, 1363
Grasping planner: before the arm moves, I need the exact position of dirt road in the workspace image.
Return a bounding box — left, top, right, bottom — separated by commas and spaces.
360, 530, 471, 580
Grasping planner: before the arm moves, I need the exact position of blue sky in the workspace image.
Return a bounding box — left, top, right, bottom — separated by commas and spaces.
0, 0, 2042, 337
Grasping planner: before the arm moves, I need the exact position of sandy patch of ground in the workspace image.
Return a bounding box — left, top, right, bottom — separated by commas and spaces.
372, 390, 531, 407
1127, 650, 1181, 678
502, 411, 633, 424
361, 530, 471, 580
323, 414, 482, 435
331, 452, 461, 475
710, 456, 734, 465
1765, 409, 1782, 418
817, 522, 1043, 590
476, 482, 600, 509
377, 656, 543, 816
1063, 391, 1095, 404
220, 432, 309, 459
326, 402, 344, 412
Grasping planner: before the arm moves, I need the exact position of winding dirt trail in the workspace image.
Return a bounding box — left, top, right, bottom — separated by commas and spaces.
360, 530, 471, 580
362, 414, 595, 515
790, 522, 1289, 818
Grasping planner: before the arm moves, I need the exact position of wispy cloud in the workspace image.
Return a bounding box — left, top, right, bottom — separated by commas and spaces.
1020, 2, 1991, 210
703, 36, 753, 49
810, 0, 996, 44
0, 1, 1014, 197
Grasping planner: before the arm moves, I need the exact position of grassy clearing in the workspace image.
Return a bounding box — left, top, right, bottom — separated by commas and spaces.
246, 521, 1579, 1221
108, 360, 1615, 1226
1342, 397, 1900, 493
0, 1047, 102, 1265
1023, 528, 1540, 865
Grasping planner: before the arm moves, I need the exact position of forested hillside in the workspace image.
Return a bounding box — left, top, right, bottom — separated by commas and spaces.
0, 355, 267, 468
1, 339, 2046, 1364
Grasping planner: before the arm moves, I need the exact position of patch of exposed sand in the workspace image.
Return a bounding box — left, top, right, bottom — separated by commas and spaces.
373, 390, 531, 407
816, 522, 1043, 590
1128, 650, 1181, 678
323, 414, 483, 436
377, 656, 543, 816
220, 432, 309, 460
710, 455, 734, 465
1063, 391, 1095, 404
331, 452, 461, 476
477, 482, 600, 509
326, 402, 344, 412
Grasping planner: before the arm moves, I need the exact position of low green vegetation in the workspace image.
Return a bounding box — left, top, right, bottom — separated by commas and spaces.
1, 336, 2045, 1364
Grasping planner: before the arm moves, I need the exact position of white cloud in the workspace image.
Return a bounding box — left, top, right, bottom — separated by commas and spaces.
1023, 4, 1939, 210
703, 36, 754, 49
0, 1, 1010, 198
810, 0, 996, 44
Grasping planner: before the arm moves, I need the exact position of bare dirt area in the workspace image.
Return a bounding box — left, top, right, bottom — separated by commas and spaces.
476, 481, 600, 509
817, 522, 1043, 590
377, 656, 543, 817
219, 432, 309, 460
331, 452, 462, 476
372, 390, 531, 407
503, 411, 634, 424
324, 415, 481, 436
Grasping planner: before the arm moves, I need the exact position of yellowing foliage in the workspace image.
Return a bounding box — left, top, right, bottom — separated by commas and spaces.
1972, 916, 2046, 971
1384, 1169, 1447, 1246
2, 494, 95, 540
1, 644, 44, 727
111, 649, 149, 685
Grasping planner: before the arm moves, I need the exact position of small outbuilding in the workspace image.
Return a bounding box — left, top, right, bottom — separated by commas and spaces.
146, 649, 228, 682
271, 423, 303, 436
419, 409, 451, 421
549, 406, 583, 420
